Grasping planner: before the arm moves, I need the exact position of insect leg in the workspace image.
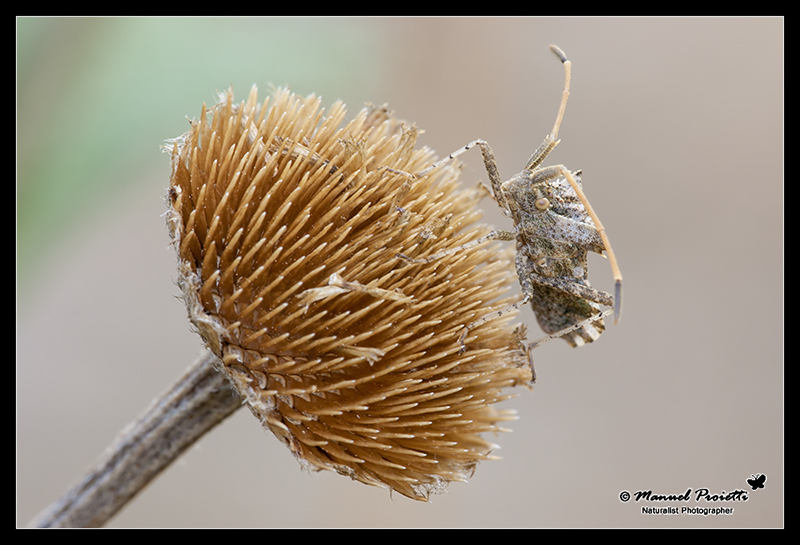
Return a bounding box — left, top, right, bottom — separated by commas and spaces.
397, 228, 515, 264
385, 139, 511, 217
456, 249, 533, 352
457, 293, 531, 351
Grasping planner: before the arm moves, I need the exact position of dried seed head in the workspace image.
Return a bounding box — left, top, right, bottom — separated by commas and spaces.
165, 86, 532, 500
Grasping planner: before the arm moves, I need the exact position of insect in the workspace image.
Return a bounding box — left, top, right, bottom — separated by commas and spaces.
396, 45, 622, 360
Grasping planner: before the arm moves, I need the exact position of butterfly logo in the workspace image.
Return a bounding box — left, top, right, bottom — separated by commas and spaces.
746, 473, 766, 490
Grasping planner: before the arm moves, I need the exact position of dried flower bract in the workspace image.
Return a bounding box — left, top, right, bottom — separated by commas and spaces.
166, 87, 532, 500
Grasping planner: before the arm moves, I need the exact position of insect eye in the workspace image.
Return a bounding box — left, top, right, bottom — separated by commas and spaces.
535, 197, 550, 210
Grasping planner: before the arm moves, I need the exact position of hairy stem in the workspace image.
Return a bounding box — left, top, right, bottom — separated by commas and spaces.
30, 350, 242, 528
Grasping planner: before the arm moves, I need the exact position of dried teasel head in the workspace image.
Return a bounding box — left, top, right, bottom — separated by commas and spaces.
165, 86, 532, 500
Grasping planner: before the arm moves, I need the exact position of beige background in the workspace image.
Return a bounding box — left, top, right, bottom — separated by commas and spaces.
17, 17, 783, 528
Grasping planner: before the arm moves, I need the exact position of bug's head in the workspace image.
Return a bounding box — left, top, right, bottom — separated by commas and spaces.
525, 179, 557, 218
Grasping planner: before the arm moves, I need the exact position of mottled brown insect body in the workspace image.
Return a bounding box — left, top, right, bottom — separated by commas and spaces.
509, 171, 612, 347
397, 45, 622, 362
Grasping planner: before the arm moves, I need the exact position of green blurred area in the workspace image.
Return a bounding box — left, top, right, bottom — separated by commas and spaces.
16, 17, 385, 298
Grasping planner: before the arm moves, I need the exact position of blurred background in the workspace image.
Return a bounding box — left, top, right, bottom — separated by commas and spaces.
17, 17, 783, 528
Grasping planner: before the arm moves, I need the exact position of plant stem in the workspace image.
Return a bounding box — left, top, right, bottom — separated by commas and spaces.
30, 350, 242, 528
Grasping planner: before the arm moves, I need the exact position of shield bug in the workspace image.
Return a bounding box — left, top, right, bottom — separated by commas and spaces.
396, 45, 622, 360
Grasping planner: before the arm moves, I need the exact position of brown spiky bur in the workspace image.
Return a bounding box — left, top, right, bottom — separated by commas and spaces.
165, 86, 532, 500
